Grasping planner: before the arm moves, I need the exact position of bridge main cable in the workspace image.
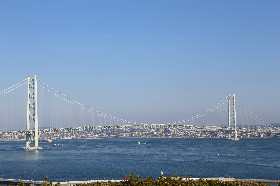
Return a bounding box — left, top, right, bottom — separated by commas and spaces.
0, 78, 27, 96
168, 98, 226, 125
37, 78, 143, 126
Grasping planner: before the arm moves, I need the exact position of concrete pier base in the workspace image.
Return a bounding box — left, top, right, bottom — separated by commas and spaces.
22, 146, 43, 151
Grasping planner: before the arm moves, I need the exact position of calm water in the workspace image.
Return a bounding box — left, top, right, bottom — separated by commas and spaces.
0, 138, 279, 182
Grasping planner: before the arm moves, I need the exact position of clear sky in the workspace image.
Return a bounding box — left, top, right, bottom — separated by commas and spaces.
0, 0, 279, 124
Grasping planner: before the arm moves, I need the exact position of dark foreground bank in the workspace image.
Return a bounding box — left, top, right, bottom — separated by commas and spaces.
2, 174, 280, 186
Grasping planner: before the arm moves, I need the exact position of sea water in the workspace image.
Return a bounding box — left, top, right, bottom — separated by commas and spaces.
0, 138, 279, 182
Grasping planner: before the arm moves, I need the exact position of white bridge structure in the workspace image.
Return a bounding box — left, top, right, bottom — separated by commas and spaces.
0, 75, 275, 150
228, 94, 238, 141
22, 76, 42, 150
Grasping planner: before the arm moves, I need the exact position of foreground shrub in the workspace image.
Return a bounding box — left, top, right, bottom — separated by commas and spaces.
118, 172, 269, 186
17, 173, 270, 186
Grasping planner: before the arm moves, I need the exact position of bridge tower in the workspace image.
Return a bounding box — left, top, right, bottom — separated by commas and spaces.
228, 94, 231, 139
22, 75, 42, 150
227, 94, 239, 141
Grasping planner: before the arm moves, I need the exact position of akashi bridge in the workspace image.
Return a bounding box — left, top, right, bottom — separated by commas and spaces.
0, 75, 277, 150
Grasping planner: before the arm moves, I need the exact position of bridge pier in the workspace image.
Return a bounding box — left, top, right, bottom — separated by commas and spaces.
227, 94, 239, 141
22, 75, 42, 151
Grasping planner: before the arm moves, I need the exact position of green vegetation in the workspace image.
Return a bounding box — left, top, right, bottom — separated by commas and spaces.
16, 173, 271, 186
117, 173, 269, 186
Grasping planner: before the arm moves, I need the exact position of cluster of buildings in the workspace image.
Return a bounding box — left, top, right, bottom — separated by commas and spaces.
0, 124, 280, 141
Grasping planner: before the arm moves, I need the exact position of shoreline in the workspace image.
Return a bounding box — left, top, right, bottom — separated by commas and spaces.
0, 137, 278, 142
1, 177, 280, 186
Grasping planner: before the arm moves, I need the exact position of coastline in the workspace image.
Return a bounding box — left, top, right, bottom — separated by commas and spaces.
0, 136, 278, 142
1, 177, 280, 186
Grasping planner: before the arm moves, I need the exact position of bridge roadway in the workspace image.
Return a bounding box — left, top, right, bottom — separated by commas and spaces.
1, 178, 280, 185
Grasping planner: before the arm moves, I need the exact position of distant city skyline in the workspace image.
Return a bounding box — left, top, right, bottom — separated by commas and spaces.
0, 1, 279, 124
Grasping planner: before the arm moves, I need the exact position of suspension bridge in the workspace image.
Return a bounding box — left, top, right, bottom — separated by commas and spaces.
0, 75, 278, 150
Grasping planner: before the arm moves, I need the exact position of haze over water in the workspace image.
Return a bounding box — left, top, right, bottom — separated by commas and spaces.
1, 138, 279, 182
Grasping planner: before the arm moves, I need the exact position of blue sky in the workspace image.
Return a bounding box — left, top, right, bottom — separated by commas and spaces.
0, 0, 279, 124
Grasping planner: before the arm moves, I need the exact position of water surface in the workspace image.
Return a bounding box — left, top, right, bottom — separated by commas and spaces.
0, 138, 279, 182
